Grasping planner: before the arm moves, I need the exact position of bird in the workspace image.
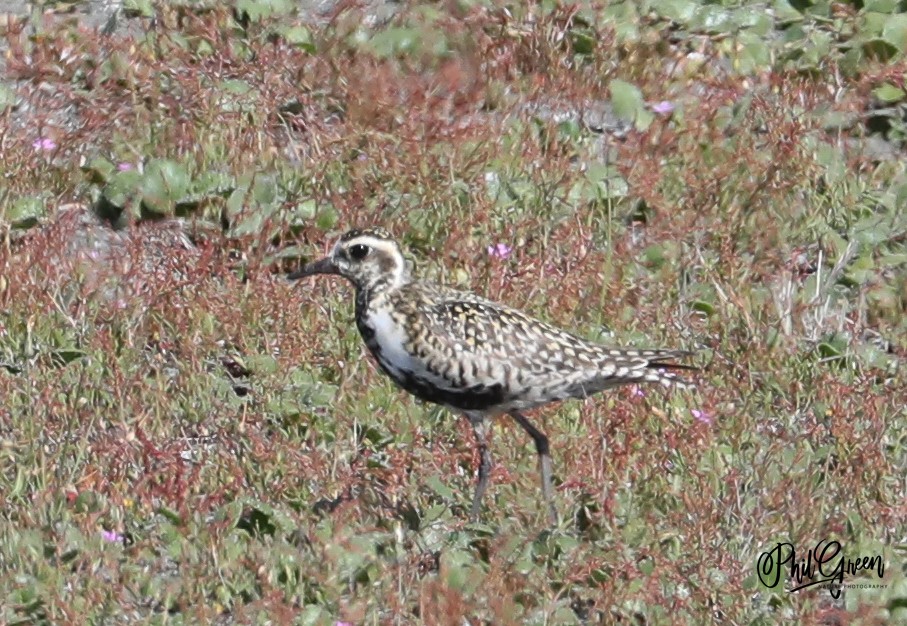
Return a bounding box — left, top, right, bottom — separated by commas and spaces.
289, 228, 695, 524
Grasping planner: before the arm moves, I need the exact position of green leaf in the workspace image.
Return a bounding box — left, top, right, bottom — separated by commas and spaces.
232, 208, 271, 237
220, 79, 254, 96
101, 170, 142, 211
651, 0, 698, 23
551, 606, 579, 623
74, 490, 101, 513
216, 80, 260, 113
772, 0, 804, 24
817, 334, 848, 361
861, 38, 899, 62
878, 252, 907, 267
356, 423, 394, 449
195, 39, 215, 57
569, 29, 596, 55
855, 341, 896, 370
5, 196, 45, 229
298, 606, 330, 626
175, 171, 235, 216
844, 252, 876, 285
882, 13, 907, 51
691, 5, 734, 33
225, 187, 246, 221
692, 300, 716, 316
81, 157, 116, 185
246, 355, 279, 375
50, 349, 86, 367
642, 244, 666, 268
862, 11, 888, 38
736, 30, 774, 72
250, 174, 279, 206
280, 25, 315, 53
815, 142, 847, 184
555, 533, 580, 554
194, 170, 235, 196
140, 160, 190, 217
122, 0, 153, 18
157, 506, 183, 526
365, 27, 421, 58
420, 504, 449, 526
609, 79, 646, 125
268, 244, 307, 263
0, 84, 14, 112
893, 181, 907, 208
284, 368, 337, 408
865, 0, 899, 12
234, 0, 294, 23
292, 199, 318, 222
424, 475, 456, 501
852, 215, 894, 246
315, 205, 339, 230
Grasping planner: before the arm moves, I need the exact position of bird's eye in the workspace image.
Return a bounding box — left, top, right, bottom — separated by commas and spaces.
348, 244, 370, 260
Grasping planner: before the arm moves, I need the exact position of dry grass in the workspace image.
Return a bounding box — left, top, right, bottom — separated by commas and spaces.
1, 2, 904, 624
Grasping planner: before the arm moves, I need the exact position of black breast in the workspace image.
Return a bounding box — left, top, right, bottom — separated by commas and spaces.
355, 324, 506, 412
354, 289, 506, 412
392, 372, 506, 411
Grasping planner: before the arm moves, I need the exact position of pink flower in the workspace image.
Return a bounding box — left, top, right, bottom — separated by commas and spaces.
335, 622, 354, 626
650, 101, 675, 116
101, 530, 123, 543
117, 162, 134, 171
691, 409, 712, 425
32, 137, 57, 151
629, 385, 645, 398
487, 243, 513, 260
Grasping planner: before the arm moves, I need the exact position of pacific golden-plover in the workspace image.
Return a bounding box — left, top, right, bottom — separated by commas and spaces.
290, 228, 694, 523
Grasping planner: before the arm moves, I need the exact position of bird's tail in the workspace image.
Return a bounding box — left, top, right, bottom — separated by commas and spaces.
595, 348, 697, 388
639, 349, 697, 387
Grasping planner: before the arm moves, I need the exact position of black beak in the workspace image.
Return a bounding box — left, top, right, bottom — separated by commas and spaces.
287, 256, 339, 280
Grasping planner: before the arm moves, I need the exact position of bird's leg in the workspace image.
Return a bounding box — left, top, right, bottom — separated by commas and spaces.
509, 410, 557, 525
469, 419, 493, 522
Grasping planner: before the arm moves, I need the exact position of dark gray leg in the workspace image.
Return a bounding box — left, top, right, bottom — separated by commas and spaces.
509, 410, 557, 525
470, 419, 493, 522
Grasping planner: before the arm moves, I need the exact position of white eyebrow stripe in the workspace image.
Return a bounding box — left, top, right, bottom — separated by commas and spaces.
338, 236, 398, 257
345, 236, 395, 250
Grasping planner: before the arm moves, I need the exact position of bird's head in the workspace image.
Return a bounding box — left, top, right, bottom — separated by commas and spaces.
288, 228, 409, 293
